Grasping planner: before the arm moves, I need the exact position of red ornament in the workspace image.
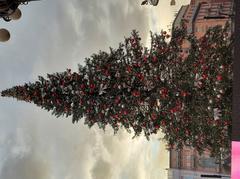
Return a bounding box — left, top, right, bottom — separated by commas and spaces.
199, 58, 205, 64
133, 63, 140, 67
143, 56, 148, 62
126, 66, 132, 73
80, 84, 85, 89
123, 110, 128, 115
132, 90, 140, 97
181, 91, 188, 97
137, 73, 144, 81
80, 91, 85, 95
170, 108, 177, 113
64, 107, 70, 112
130, 38, 136, 45
161, 120, 166, 126
160, 88, 168, 98
202, 65, 208, 71
151, 113, 157, 120
152, 56, 157, 63
193, 63, 198, 68
79, 99, 83, 105
90, 83, 95, 89
216, 75, 223, 81
202, 74, 207, 79
113, 114, 119, 119
155, 124, 160, 129
114, 96, 120, 104
104, 70, 110, 76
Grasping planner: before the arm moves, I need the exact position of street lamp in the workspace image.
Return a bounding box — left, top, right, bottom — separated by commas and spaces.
9, 8, 22, 20
0, 0, 40, 42
0, 28, 10, 42
141, 0, 159, 6
141, 0, 176, 6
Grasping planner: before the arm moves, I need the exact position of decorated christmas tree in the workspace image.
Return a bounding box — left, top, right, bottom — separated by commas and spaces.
1, 23, 232, 157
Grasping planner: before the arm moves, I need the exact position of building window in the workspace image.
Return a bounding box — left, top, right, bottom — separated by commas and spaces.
183, 176, 194, 179
186, 155, 195, 168
191, 155, 195, 169
198, 157, 218, 168
206, 25, 209, 31
195, 26, 198, 32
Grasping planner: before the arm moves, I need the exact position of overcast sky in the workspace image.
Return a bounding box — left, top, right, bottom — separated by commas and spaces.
0, 0, 189, 179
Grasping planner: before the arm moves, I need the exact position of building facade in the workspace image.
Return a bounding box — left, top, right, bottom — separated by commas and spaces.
169, 146, 231, 179
168, 0, 233, 178
173, 0, 233, 56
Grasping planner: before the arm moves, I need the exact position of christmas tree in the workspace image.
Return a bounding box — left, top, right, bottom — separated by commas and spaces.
1, 23, 232, 157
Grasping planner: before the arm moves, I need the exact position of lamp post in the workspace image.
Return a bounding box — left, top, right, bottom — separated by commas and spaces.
141, 0, 159, 6
0, 28, 10, 42
141, 0, 176, 6
0, 0, 40, 42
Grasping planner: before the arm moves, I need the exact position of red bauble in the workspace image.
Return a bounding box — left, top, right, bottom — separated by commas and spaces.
113, 114, 119, 119
80, 84, 85, 89
181, 91, 188, 97
170, 108, 177, 113
152, 56, 157, 63
216, 75, 223, 81
151, 113, 157, 120
137, 73, 144, 81
155, 124, 160, 129
161, 120, 166, 126
143, 56, 148, 62
126, 66, 132, 73
114, 96, 120, 104
132, 90, 140, 97
104, 70, 110, 76
90, 83, 95, 89
160, 88, 168, 98
202, 74, 208, 79
123, 110, 128, 115
199, 59, 205, 64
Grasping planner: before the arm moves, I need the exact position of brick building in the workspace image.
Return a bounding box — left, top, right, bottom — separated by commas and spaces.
173, 0, 233, 56
169, 146, 231, 179
168, 0, 233, 178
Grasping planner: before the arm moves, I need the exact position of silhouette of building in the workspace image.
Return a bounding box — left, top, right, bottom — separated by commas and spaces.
168, 0, 233, 178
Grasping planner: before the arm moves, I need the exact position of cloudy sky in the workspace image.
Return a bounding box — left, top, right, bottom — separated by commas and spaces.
0, 0, 189, 179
